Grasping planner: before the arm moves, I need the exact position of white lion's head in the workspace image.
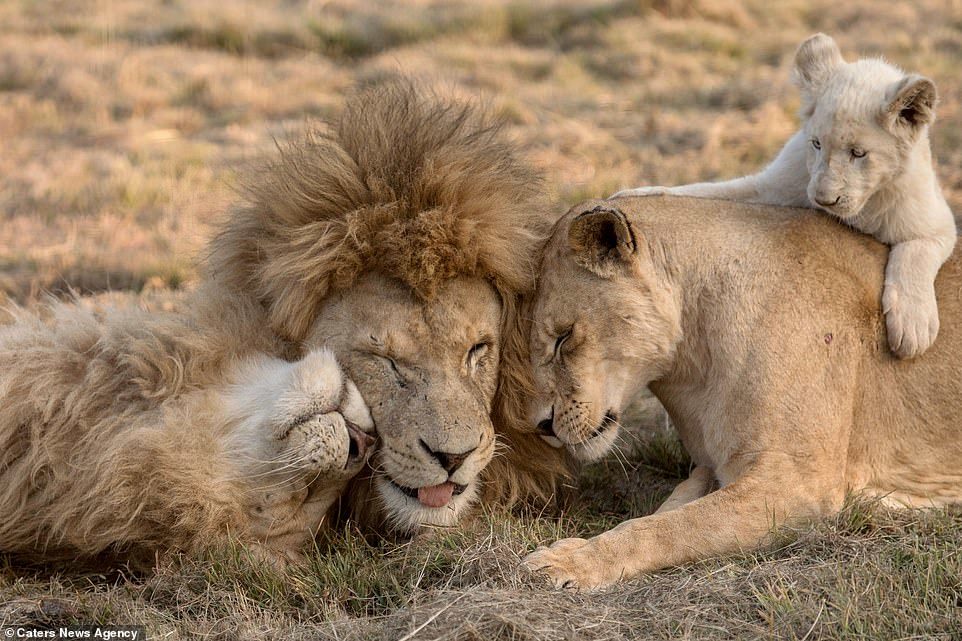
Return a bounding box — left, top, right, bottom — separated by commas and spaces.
794, 33, 937, 220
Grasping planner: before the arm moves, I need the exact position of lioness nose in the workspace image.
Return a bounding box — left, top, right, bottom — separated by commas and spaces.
420, 439, 476, 474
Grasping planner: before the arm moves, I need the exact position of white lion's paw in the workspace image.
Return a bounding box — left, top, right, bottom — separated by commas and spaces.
610, 186, 671, 199
523, 538, 615, 591
882, 280, 940, 359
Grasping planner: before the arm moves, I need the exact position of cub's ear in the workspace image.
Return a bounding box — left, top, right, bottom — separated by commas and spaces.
567, 205, 637, 278
793, 33, 844, 93
881, 74, 937, 136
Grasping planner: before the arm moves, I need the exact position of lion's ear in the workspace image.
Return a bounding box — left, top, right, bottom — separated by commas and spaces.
567, 204, 637, 278
793, 33, 844, 94
881, 74, 937, 137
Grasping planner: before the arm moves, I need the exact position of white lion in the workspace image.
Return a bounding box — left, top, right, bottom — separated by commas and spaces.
614, 33, 957, 359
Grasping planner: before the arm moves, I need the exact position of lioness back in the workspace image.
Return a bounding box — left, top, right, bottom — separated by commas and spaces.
625, 195, 962, 501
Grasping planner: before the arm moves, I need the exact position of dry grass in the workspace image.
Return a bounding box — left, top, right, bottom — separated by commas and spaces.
3, 0, 962, 638
3, 434, 961, 640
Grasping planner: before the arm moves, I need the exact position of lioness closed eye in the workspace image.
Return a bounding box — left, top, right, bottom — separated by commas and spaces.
614, 33, 957, 360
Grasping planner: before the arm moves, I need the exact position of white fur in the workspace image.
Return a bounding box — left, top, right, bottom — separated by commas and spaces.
613, 34, 957, 359
223, 349, 374, 475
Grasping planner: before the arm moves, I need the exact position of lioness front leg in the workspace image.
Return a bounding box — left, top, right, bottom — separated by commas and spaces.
654, 465, 715, 514
882, 234, 954, 359
525, 463, 833, 590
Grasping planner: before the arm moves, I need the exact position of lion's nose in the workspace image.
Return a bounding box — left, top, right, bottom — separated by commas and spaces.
537, 416, 556, 437
420, 439, 477, 474
536, 406, 556, 436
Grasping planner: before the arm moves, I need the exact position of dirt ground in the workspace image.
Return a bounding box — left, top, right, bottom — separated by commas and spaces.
2, 1, 962, 639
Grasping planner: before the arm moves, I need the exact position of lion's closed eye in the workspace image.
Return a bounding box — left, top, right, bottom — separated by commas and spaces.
373, 354, 407, 388
554, 328, 572, 355
544, 327, 573, 365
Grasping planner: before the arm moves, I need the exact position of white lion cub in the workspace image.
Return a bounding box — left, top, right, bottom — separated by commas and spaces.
614, 34, 957, 359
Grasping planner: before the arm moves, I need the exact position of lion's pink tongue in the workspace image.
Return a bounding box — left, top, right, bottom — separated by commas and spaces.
418, 482, 455, 508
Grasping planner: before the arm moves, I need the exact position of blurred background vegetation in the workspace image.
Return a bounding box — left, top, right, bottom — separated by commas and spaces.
2, 0, 961, 306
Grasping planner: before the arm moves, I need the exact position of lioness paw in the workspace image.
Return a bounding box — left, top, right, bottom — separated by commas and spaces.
523, 538, 616, 591
882, 281, 940, 359
610, 186, 671, 199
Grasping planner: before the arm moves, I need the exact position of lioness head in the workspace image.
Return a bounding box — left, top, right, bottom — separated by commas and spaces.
208, 79, 564, 532
793, 33, 938, 219
528, 203, 681, 461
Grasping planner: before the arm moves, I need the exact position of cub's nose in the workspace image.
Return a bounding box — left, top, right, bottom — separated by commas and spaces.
420, 439, 477, 475
814, 195, 841, 207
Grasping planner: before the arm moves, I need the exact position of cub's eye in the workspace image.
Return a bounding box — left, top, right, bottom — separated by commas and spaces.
851, 148, 867, 159
553, 328, 573, 357
811, 138, 821, 150
466, 341, 491, 369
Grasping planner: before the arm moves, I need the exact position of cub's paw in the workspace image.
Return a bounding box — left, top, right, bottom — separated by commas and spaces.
268, 350, 375, 478
610, 186, 671, 199
523, 538, 615, 591
882, 281, 940, 359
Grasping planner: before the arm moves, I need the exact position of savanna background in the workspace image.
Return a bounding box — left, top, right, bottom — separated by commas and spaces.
2, 1, 962, 639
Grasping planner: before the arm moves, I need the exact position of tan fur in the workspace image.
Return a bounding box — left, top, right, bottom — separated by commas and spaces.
525, 195, 962, 589
208, 79, 567, 531
0, 79, 567, 565
208, 80, 544, 344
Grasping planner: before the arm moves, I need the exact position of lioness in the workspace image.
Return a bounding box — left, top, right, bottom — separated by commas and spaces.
524, 195, 962, 589
616, 34, 957, 359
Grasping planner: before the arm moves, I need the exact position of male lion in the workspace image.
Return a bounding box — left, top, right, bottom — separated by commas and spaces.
616, 34, 957, 359
0, 80, 565, 565
524, 195, 962, 589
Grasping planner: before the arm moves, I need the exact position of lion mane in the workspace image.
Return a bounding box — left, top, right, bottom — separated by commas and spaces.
207, 78, 568, 522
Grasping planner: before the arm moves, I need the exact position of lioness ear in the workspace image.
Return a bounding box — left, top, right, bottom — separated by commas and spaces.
567, 205, 636, 278
881, 74, 937, 136
793, 33, 844, 93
